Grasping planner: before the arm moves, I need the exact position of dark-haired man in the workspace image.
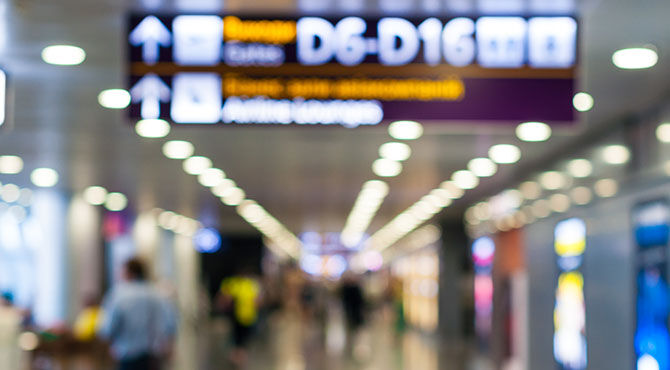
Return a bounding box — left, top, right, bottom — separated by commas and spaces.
99, 258, 177, 370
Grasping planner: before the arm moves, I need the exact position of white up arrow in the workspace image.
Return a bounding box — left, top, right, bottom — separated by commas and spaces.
129, 16, 171, 65
130, 74, 171, 119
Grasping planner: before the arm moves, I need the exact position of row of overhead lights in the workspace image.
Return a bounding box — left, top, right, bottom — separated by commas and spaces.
160, 139, 303, 258
340, 120, 424, 249
64, 42, 300, 255
372, 120, 422, 177
0, 182, 33, 222
361, 92, 596, 252
340, 180, 389, 248
0, 155, 60, 188
459, 44, 660, 234
465, 144, 631, 234
153, 208, 201, 237
81, 186, 129, 211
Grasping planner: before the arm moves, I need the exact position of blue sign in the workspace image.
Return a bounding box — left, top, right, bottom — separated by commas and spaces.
633, 200, 670, 370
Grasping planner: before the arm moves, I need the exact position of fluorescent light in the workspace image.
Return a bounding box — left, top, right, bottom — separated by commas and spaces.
379, 142, 412, 161
439, 181, 465, 199
83, 186, 108, 205
451, 170, 479, 189
516, 121, 551, 142
570, 186, 592, 205
162, 140, 194, 159
0, 156, 23, 174
612, 47, 658, 70
198, 168, 226, 187
539, 171, 567, 190
566, 159, 593, 178
98, 89, 131, 109
1, 184, 20, 203
519, 181, 542, 200
594, 178, 618, 197
489, 144, 521, 164
183, 156, 212, 175
602, 145, 630, 165
105, 192, 128, 211
221, 187, 245, 206
211, 179, 236, 197
549, 193, 571, 213
388, 120, 423, 140
656, 123, 670, 143
135, 119, 170, 138
41, 45, 86, 65
30, 168, 59, 188
573, 92, 594, 112
467, 157, 497, 177
372, 158, 402, 177
531, 199, 551, 218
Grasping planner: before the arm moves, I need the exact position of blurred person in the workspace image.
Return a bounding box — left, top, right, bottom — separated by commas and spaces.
0, 292, 23, 369
73, 295, 103, 343
217, 268, 262, 368
98, 258, 177, 370
339, 275, 366, 358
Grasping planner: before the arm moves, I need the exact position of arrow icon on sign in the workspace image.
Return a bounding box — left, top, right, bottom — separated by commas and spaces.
130, 74, 171, 119
129, 16, 171, 65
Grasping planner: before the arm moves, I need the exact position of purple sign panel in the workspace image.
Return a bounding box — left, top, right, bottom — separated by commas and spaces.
127, 14, 577, 127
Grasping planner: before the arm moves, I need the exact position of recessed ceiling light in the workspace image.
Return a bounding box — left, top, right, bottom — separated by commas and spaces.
105, 192, 128, 211
594, 178, 618, 197
656, 123, 670, 143
162, 140, 194, 159
489, 144, 521, 164
41, 45, 86, 66
573, 92, 594, 112
372, 158, 402, 177
612, 47, 658, 70
571, 186, 592, 205
30, 168, 59, 188
0, 155, 23, 174
98, 89, 131, 109
451, 170, 479, 189
1, 184, 20, 203
212, 179, 236, 197
467, 157, 497, 177
198, 168, 226, 187
531, 199, 551, 218
135, 119, 170, 138
221, 187, 246, 206
549, 193, 571, 213
516, 121, 551, 142
183, 156, 212, 175
602, 145, 630, 165
83, 186, 108, 205
379, 142, 412, 161
539, 171, 567, 190
388, 120, 423, 140
566, 159, 593, 178
519, 181, 542, 200
439, 181, 465, 199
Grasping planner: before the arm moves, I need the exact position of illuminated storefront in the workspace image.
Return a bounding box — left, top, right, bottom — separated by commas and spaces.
472, 236, 495, 343
393, 247, 439, 332
633, 200, 670, 370
553, 218, 587, 370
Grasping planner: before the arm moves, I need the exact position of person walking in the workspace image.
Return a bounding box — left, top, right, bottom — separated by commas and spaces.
98, 258, 177, 370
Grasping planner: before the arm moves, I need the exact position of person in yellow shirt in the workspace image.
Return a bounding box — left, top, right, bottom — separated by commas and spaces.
73, 296, 102, 342
217, 270, 262, 368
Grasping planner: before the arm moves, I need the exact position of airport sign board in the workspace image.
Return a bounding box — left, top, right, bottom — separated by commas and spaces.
128, 14, 578, 127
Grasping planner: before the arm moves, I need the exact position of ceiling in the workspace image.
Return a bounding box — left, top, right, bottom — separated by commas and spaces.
0, 0, 669, 238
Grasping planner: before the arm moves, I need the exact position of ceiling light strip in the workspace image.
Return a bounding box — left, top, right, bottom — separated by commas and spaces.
340, 180, 390, 248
